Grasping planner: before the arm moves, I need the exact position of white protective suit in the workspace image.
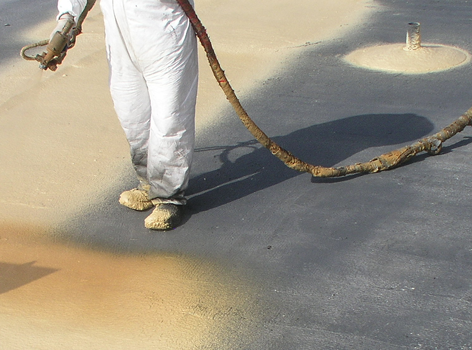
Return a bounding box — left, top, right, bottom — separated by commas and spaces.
57, 0, 198, 205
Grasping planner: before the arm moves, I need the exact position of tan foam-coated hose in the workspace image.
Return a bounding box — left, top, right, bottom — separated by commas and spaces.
175, 0, 472, 177
20, 40, 49, 61
23, 1, 471, 177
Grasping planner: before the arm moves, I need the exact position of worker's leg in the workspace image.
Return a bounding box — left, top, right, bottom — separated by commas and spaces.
131, 1, 199, 203
144, 42, 198, 203
137, 1, 198, 229
101, 0, 153, 186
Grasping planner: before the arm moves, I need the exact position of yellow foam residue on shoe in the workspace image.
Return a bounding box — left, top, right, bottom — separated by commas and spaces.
144, 204, 181, 230
119, 188, 153, 211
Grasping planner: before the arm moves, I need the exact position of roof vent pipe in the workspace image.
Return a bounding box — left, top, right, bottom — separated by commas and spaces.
405, 22, 421, 51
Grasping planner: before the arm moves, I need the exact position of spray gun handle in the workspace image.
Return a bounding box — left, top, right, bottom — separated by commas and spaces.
60, 19, 74, 37
38, 19, 74, 70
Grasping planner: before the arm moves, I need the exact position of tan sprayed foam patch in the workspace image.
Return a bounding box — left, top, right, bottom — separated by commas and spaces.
0, 223, 262, 349
344, 43, 471, 74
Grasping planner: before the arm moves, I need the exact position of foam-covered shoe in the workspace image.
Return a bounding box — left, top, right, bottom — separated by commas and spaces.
144, 203, 183, 230
119, 188, 153, 211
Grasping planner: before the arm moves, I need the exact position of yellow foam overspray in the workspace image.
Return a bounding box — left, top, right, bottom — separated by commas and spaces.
0, 223, 263, 349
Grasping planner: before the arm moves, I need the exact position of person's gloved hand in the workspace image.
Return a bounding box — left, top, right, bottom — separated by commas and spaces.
41, 13, 75, 71
49, 13, 75, 42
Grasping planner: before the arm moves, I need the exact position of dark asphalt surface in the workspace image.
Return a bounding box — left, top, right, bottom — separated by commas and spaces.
0, 0, 57, 66
11, 0, 472, 349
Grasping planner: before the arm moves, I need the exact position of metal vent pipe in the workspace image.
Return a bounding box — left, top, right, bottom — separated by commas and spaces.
405, 22, 421, 51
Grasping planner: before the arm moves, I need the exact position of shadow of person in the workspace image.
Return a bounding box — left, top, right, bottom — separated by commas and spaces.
187, 113, 434, 212
0, 261, 58, 294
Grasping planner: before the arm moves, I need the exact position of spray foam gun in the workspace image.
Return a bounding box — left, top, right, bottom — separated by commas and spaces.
20, 18, 75, 71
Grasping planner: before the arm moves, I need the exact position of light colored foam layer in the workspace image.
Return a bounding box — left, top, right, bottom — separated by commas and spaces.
0, 223, 262, 349
344, 43, 471, 74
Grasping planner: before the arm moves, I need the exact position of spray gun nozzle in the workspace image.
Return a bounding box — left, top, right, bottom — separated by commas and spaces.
37, 19, 74, 70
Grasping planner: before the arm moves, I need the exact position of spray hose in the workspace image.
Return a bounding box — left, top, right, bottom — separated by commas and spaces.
176, 0, 472, 177
19, 1, 472, 176
20, 40, 50, 61
20, 0, 95, 71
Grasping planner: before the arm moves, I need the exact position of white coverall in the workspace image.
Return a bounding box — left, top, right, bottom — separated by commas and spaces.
57, 0, 198, 205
